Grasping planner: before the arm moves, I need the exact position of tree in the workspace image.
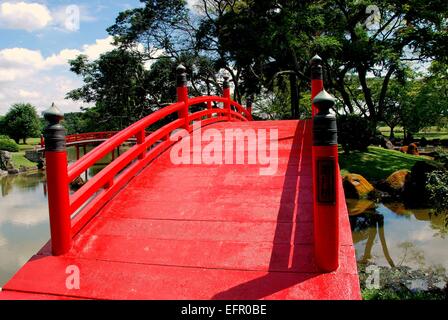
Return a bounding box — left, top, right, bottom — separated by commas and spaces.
2, 103, 41, 144
67, 49, 152, 131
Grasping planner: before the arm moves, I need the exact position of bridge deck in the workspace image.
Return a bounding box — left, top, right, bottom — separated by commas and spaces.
0, 120, 360, 300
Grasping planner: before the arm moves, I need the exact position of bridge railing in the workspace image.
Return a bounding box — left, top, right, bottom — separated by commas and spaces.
310, 55, 340, 272
40, 131, 120, 148
43, 64, 253, 256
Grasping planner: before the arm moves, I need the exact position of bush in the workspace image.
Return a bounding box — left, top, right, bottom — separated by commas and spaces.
432, 147, 448, 166
337, 114, 377, 153
0, 137, 19, 152
426, 170, 448, 214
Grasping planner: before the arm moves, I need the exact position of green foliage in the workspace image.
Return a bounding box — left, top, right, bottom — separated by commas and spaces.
338, 114, 376, 153
362, 288, 445, 300
2, 103, 41, 144
0, 137, 19, 152
67, 50, 154, 131
426, 170, 448, 214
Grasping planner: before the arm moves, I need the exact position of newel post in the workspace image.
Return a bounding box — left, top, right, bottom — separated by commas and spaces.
312, 88, 339, 272
176, 64, 189, 130
43, 103, 72, 256
222, 75, 231, 121
246, 96, 253, 120
310, 54, 324, 117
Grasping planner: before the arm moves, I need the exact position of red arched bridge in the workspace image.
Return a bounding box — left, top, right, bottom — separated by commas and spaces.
0, 57, 360, 300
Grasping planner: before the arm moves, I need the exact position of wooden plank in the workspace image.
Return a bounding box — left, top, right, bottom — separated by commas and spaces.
4, 255, 360, 300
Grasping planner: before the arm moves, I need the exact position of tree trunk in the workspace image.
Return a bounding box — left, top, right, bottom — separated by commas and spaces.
389, 126, 395, 140
23, 137, 27, 144
289, 73, 299, 119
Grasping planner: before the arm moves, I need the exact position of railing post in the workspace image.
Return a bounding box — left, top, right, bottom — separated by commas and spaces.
312, 89, 339, 272
136, 129, 145, 160
176, 64, 190, 130
207, 101, 212, 119
310, 54, 324, 117
222, 75, 231, 121
43, 103, 71, 256
246, 95, 253, 120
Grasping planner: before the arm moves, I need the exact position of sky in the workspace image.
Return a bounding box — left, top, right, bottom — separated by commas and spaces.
0, 0, 199, 115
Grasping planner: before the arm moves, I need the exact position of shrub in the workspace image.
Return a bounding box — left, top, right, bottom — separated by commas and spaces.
0, 137, 19, 152
337, 114, 377, 153
426, 170, 448, 214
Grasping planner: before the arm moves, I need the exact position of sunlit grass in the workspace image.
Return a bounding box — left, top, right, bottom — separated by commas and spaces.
339, 146, 436, 181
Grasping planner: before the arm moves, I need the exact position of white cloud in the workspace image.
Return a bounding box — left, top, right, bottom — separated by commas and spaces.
0, 2, 52, 32
0, 2, 97, 33
18, 89, 40, 99
0, 36, 117, 114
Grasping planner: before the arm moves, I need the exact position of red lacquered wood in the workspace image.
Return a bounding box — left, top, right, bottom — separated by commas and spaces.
45, 151, 71, 255
67, 102, 183, 181
312, 145, 340, 272
311, 79, 323, 117
3, 120, 360, 300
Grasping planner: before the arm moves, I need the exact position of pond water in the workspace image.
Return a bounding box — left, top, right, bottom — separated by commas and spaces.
1, 149, 447, 290
0, 145, 114, 286
348, 199, 448, 286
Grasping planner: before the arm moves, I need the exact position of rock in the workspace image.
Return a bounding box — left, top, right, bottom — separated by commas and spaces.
7, 168, 19, 175
385, 140, 395, 150
19, 166, 28, 173
407, 143, 419, 155
385, 170, 410, 193
346, 199, 375, 216
0, 150, 13, 171
343, 173, 375, 199
70, 176, 86, 191
403, 161, 445, 207
0, 169, 7, 177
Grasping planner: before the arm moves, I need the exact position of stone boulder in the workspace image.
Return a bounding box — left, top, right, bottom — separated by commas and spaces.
7, 168, 19, 175
343, 173, 375, 199
346, 199, 375, 216
385, 169, 410, 193
407, 143, 419, 155
0, 150, 13, 171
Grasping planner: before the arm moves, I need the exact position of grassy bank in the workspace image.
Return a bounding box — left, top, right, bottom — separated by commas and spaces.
10, 138, 41, 169
339, 146, 435, 181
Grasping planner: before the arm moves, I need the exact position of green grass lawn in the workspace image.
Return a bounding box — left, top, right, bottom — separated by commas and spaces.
11, 152, 37, 168
9, 138, 41, 169
378, 126, 448, 140
339, 146, 435, 181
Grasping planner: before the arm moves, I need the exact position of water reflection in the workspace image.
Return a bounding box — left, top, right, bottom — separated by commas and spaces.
348, 199, 448, 273
0, 144, 122, 286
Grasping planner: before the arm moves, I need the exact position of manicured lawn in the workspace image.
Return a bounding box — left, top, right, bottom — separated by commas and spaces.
378, 126, 448, 140
339, 146, 435, 182
11, 152, 37, 168
9, 138, 41, 169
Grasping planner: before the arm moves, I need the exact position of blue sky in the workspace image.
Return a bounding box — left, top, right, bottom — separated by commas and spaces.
0, 0, 146, 115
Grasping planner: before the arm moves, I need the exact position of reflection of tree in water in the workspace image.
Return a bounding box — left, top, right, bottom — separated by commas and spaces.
350, 210, 395, 267
0, 176, 13, 197
1, 172, 46, 197
397, 242, 426, 269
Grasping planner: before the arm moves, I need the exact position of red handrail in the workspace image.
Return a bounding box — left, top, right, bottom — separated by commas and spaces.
40, 131, 119, 148
43, 66, 254, 255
